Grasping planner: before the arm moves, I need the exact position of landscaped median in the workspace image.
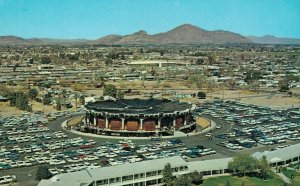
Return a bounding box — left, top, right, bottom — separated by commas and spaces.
196, 117, 211, 130
66, 115, 84, 129
201, 171, 285, 186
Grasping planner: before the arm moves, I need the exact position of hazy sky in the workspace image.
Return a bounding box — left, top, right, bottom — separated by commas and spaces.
0, 0, 299, 39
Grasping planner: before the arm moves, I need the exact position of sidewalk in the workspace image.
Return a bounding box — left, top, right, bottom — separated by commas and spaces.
61, 118, 216, 140
271, 168, 291, 185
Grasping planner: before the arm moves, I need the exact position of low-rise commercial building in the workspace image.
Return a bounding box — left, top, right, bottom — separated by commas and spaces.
38, 143, 300, 186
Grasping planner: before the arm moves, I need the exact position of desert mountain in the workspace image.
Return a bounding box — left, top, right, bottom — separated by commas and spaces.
2, 24, 300, 45
96, 24, 252, 45
247, 35, 300, 45
94, 34, 123, 45
0, 36, 44, 45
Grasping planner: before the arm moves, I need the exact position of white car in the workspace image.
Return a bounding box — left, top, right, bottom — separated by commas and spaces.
216, 125, 222, 129
1, 175, 16, 184
49, 168, 60, 175
205, 133, 212, 138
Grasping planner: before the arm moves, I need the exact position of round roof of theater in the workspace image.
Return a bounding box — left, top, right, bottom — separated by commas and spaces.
84, 99, 193, 114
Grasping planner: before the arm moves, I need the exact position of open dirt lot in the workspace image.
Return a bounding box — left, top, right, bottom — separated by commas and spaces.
0, 101, 59, 117
239, 94, 300, 109
0, 102, 23, 116
209, 89, 300, 108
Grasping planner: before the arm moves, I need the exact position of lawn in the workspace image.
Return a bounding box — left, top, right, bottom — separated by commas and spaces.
292, 176, 300, 186
202, 172, 285, 186
283, 169, 300, 186
282, 169, 296, 179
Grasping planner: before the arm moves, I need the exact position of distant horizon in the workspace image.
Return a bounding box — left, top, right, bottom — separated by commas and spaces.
1, 23, 300, 40
0, 0, 299, 39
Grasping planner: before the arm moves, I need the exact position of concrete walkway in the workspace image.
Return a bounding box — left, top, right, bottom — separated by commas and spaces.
271, 168, 291, 185
61, 118, 216, 140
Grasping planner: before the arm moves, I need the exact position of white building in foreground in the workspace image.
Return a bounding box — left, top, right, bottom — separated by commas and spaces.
38, 143, 300, 186
38, 156, 232, 186
252, 143, 300, 167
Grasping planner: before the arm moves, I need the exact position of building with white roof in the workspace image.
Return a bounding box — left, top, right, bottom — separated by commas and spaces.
252, 143, 300, 167
38, 144, 300, 186
38, 156, 189, 186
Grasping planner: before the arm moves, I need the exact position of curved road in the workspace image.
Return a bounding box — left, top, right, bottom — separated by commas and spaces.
47, 113, 238, 158
48, 113, 300, 159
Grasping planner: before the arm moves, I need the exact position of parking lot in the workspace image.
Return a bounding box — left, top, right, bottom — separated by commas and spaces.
196, 100, 300, 152
0, 100, 300, 185
0, 111, 217, 185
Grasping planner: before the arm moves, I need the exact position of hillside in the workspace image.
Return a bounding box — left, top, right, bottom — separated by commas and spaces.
247, 35, 300, 45
3, 24, 300, 45
96, 24, 252, 45
0, 36, 44, 45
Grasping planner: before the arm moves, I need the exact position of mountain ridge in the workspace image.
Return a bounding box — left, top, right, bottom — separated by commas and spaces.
1, 24, 299, 45
95, 24, 252, 45
246, 35, 300, 45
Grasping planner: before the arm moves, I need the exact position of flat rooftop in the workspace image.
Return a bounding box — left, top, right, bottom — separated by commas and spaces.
85, 99, 192, 114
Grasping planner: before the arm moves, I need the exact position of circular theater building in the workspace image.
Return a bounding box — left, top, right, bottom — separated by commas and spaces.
83, 99, 196, 137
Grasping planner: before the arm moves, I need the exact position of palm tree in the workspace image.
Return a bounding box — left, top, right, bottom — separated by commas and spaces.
74, 93, 78, 108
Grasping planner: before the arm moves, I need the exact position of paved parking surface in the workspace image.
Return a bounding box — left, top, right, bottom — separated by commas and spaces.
1, 100, 299, 186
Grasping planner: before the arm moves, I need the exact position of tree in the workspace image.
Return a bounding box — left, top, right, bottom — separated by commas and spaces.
3, 91, 17, 106
189, 171, 203, 185
207, 80, 216, 98
8, 92, 32, 111
67, 53, 79, 61
259, 155, 269, 180
74, 93, 78, 108
208, 55, 215, 65
40, 56, 51, 64
228, 154, 259, 176
197, 92, 206, 99
103, 84, 117, 98
29, 58, 34, 64
228, 78, 236, 90
43, 93, 52, 105
36, 166, 52, 180
120, 54, 125, 60
28, 88, 38, 100
195, 58, 204, 65
13, 65, 17, 72
279, 80, 290, 92
160, 50, 164, 56
244, 70, 262, 84
116, 90, 125, 99
105, 59, 113, 66
141, 75, 146, 88
80, 95, 85, 105
188, 74, 206, 89
175, 175, 191, 186
162, 163, 173, 186
106, 52, 119, 59
55, 94, 62, 111
154, 79, 161, 88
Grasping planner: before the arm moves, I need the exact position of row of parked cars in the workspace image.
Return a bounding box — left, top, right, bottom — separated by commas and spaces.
46, 139, 216, 170
1, 125, 218, 173
0, 109, 218, 182
0, 175, 16, 184
197, 100, 300, 151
